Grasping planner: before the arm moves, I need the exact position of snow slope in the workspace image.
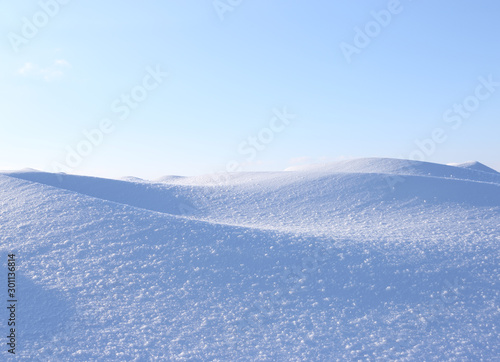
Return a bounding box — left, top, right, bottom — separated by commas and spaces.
449, 160, 500, 175
0, 158, 498, 360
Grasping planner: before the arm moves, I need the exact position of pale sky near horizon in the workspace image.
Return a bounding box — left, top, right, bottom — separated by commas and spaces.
1, 1, 499, 179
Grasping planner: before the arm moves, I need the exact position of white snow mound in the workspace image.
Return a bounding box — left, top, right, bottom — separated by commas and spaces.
0, 158, 498, 360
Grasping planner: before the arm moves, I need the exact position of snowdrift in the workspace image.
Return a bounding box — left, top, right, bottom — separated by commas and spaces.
0, 158, 498, 360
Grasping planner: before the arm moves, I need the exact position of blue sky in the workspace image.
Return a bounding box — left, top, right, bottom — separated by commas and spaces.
1, 0, 499, 179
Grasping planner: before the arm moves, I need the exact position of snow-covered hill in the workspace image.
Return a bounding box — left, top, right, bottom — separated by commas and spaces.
449, 160, 500, 175
0, 158, 498, 360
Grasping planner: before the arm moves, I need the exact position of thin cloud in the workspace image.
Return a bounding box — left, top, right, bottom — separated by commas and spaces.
288, 155, 355, 166
288, 156, 313, 165
18, 59, 71, 81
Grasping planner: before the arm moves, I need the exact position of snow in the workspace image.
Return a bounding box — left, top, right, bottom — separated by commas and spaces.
448, 161, 500, 175
0, 158, 498, 360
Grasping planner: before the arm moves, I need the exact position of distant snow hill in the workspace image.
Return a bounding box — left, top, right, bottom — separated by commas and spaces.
0, 158, 498, 360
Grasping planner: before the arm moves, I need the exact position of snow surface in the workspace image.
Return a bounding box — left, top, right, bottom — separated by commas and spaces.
448, 160, 500, 175
0, 158, 498, 360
